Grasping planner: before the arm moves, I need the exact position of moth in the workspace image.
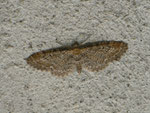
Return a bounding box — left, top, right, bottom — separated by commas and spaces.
25, 41, 128, 76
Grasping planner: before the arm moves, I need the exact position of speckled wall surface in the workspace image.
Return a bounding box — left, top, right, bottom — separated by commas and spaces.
0, 0, 150, 113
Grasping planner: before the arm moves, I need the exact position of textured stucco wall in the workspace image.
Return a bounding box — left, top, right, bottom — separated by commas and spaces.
0, 0, 150, 113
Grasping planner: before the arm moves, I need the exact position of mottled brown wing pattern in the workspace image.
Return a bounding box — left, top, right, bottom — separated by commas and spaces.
26, 41, 128, 76
26, 49, 75, 76
80, 41, 128, 72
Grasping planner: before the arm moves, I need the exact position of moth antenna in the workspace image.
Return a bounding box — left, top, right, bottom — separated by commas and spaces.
76, 32, 92, 44
56, 37, 72, 47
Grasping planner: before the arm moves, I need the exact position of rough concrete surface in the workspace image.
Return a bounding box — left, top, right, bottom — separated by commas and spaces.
0, 0, 150, 113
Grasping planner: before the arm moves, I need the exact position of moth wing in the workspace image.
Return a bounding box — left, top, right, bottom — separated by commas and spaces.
26, 49, 75, 76
81, 41, 128, 72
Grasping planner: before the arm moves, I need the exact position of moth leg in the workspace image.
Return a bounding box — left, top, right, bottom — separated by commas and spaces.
76, 64, 82, 74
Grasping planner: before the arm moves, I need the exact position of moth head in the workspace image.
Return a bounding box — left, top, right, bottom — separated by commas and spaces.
71, 41, 80, 47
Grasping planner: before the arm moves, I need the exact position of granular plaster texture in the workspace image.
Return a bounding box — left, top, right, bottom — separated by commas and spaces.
0, 0, 150, 113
